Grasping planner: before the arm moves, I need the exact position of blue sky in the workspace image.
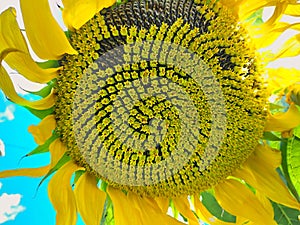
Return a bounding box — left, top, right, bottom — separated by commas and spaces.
0, 91, 56, 225
0, 91, 84, 225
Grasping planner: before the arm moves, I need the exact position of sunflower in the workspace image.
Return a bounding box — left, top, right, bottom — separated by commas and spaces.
1, 0, 300, 224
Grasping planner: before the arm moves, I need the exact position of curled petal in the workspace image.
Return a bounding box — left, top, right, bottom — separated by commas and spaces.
49, 139, 67, 167
48, 161, 81, 225
0, 165, 50, 178
266, 68, 300, 92
215, 179, 277, 225
155, 197, 169, 213
173, 196, 198, 225
252, 23, 300, 49
0, 65, 55, 110
265, 103, 300, 132
284, 3, 300, 16
192, 195, 234, 225
28, 115, 56, 145
107, 186, 185, 225
74, 173, 106, 225
0, 8, 59, 82
234, 145, 300, 210
20, 0, 77, 59
62, 0, 116, 30
274, 33, 300, 59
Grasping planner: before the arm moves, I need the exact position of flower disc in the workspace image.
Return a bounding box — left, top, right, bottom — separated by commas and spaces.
55, 0, 268, 197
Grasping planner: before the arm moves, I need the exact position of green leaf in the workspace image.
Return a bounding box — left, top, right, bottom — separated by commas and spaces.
37, 60, 59, 69
286, 128, 300, 201
201, 191, 236, 223
272, 201, 300, 225
25, 133, 58, 156
294, 126, 300, 138
280, 135, 300, 202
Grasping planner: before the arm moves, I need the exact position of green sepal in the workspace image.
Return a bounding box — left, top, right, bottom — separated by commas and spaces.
25, 107, 54, 119
25, 133, 59, 157
272, 201, 300, 225
30, 84, 54, 98
290, 92, 300, 106
37, 152, 71, 188
37, 60, 60, 69
201, 191, 236, 223
263, 132, 283, 142
101, 180, 108, 191
285, 127, 300, 201
65, 30, 71, 39
169, 199, 179, 219
101, 195, 114, 225
73, 170, 85, 185
269, 103, 286, 111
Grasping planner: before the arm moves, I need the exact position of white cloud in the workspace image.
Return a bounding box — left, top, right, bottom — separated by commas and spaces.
0, 183, 25, 224
0, 105, 15, 123
0, 139, 4, 157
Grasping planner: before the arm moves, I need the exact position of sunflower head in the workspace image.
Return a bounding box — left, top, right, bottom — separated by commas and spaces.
54, 0, 268, 197
1, 0, 300, 225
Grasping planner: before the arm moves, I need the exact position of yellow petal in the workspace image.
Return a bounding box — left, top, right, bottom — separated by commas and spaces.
19, 0, 77, 60
218, 0, 241, 18
132, 194, 186, 225
62, 0, 116, 30
255, 191, 275, 219
107, 186, 185, 225
0, 165, 50, 178
5, 52, 59, 83
265, 103, 300, 132
234, 144, 300, 210
74, 173, 106, 225
48, 161, 80, 225
173, 196, 199, 225
0, 8, 28, 52
155, 197, 169, 213
192, 195, 233, 225
49, 139, 67, 167
28, 115, 56, 145
214, 179, 277, 225
107, 187, 141, 225
252, 23, 300, 49
266, 68, 300, 92
0, 65, 55, 110
285, 3, 300, 16
274, 33, 300, 59
238, 0, 278, 20
0, 8, 59, 83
